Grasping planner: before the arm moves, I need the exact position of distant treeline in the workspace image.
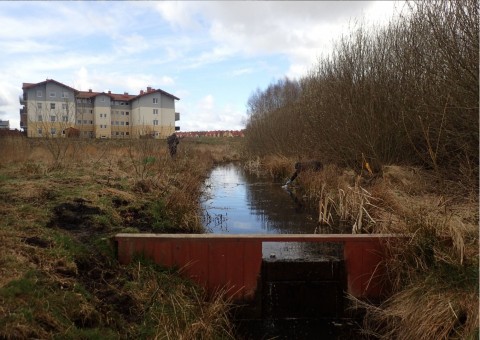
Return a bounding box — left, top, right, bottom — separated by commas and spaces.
244, 0, 478, 180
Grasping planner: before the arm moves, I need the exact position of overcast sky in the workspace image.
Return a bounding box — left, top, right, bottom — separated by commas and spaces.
0, 1, 402, 131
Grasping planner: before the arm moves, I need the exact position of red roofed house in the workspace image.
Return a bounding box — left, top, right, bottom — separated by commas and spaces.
20, 79, 180, 139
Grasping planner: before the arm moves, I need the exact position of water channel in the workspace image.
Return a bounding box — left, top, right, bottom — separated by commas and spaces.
200, 163, 363, 339
200, 162, 319, 234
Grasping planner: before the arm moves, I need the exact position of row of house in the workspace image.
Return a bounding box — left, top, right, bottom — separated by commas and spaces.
20, 79, 180, 139
176, 130, 244, 138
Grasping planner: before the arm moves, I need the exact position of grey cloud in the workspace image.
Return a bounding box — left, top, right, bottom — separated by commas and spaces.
0, 94, 9, 107
202, 1, 370, 25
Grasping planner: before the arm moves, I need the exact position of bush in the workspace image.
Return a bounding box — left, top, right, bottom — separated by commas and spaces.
244, 0, 478, 185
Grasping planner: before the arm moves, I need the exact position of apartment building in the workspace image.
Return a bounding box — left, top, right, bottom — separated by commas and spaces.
20, 79, 180, 139
0, 120, 10, 130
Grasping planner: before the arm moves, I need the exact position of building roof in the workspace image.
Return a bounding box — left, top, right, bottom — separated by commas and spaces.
132, 88, 180, 101
23, 79, 180, 101
76, 90, 136, 101
22, 79, 79, 93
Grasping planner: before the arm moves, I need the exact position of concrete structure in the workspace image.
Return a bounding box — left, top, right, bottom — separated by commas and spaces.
20, 79, 180, 139
115, 233, 399, 302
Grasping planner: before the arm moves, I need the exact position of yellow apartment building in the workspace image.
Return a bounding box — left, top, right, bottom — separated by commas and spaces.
20, 79, 180, 139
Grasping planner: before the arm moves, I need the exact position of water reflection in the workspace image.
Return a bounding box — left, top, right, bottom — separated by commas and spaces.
201, 163, 318, 234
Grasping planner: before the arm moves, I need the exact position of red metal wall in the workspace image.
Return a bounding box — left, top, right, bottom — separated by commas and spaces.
115, 234, 397, 301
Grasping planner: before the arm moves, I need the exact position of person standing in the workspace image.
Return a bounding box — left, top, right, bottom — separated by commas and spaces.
167, 133, 180, 158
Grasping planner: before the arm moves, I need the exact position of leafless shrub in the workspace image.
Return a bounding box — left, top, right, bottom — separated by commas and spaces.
244, 0, 478, 185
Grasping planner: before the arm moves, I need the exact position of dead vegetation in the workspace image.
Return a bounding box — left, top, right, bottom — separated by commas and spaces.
246, 155, 478, 339
242, 1, 478, 338
0, 135, 241, 339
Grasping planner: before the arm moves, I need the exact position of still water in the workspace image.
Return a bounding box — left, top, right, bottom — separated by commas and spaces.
200, 163, 361, 338
201, 163, 319, 234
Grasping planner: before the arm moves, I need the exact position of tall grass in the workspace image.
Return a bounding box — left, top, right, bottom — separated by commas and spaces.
0, 136, 240, 339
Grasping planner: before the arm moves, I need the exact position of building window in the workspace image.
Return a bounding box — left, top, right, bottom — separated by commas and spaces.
62, 92, 68, 98
121, 111, 124, 115
38, 115, 43, 122
83, 120, 87, 124
62, 116, 68, 122
37, 90, 42, 97
126, 111, 129, 115
121, 121, 124, 126
153, 109, 158, 115
153, 98, 158, 104
100, 97, 105, 102
37, 128, 43, 135
50, 116, 56, 122
77, 119, 82, 124
120, 102, 125, 106
62, 103, 67, 110
126, 122, 129, 125
90, 120, 93, 124
51, 128, 56, 135
37, 102, 42, 109
77, 98, 82, 103
153, 119, 158, 126
50, 103, 55, 110
90, 110, 93, 114
49, 92, 56, 98
126, 132, 129, 135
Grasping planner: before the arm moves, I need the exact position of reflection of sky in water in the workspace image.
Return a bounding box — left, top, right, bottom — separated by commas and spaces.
201, 163, 319, 234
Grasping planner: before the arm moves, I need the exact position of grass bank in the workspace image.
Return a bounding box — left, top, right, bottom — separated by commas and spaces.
242, 1, 478, 336
0, 135, 242, 339
245, 155, 478, 339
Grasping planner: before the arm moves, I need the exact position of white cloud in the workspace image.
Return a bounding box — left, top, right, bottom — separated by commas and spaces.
153, 1, 203, 31
113, 34, 150, 55
199, 95, 214, 111
181, 1, 400, 78
178, 94, 245, 131
71, 68, 175, 94
0, 1, 401, 130
231, 68, 253, 77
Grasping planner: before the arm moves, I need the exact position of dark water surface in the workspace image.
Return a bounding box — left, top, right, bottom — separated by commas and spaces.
201, 163, 319, 234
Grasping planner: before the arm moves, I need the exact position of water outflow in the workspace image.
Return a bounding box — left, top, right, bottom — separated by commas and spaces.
201, 163, 319, 234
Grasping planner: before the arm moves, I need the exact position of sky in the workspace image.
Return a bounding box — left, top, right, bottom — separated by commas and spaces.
0, 1, 402, 132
